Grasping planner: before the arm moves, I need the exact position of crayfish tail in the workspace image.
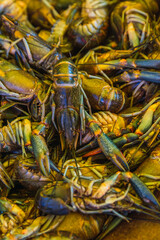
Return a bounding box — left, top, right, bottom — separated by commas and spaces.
58, 108, 80, 150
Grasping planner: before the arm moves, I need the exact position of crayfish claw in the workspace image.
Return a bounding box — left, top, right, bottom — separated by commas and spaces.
111, 146, 130, 171
0, 163, 14, 189
1, 216, 50, 240
0, 197, 25, 222
49, 160, 61, 175
39, 153, 50, 177
123, 172, 160, 210
85, 111, 129, 171
31, 134, 50, 177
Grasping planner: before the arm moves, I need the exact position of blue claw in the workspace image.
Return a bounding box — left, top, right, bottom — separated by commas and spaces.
85, 111, 129, 171
123, 172, 160, 210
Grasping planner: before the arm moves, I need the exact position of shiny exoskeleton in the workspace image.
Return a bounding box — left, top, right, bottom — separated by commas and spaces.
111, 0, 159, 49
80, 73, 127, 113
0, 0, 30, 25
51, 58, 87, 151
67, 0, 110, 49
1, 15, 62, 71
51, 59, 129, 172
35, 170, 160, 218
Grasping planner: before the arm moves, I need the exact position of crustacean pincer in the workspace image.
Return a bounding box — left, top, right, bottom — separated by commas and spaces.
84, 111, 129, 172
35, 167, 160, 220
0, 52, 89, 175
0, 112, 61, 177
77, 97, 160, 163
80, 110, 126, 146
1, 15, 63, 72
51, 77, 128, 171
50, 58, 92, 156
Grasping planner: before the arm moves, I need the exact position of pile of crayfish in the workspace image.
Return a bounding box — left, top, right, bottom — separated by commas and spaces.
0, 0, 160, 239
